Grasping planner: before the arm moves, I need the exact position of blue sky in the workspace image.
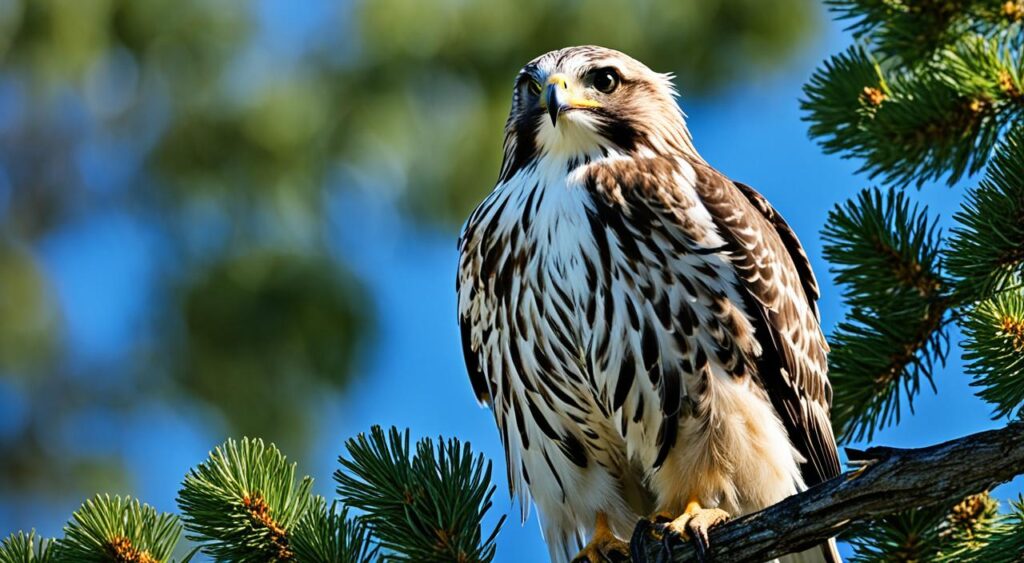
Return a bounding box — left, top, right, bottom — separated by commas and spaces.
3, 3, 1021, 561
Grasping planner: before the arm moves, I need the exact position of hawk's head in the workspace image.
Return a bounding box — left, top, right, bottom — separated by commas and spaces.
499, 46, 693, 181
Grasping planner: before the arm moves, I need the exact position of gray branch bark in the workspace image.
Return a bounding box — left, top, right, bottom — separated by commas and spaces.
630, 421, 1024, 562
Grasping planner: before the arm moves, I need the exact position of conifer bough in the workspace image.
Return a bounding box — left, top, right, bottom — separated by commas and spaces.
1, 430, 499, 563
799, 0, 1024, 559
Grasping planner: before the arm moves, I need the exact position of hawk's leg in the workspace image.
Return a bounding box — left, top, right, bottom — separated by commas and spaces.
645, 499, 730, 562
570, 512, 629, 563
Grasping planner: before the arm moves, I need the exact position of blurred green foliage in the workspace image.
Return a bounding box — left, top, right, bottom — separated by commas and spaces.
0, 0, 818, 524
177, 251, 369, 449
0, 243, 58, 372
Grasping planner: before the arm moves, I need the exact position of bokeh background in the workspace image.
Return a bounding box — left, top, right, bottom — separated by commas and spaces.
0, 1, 1019, 560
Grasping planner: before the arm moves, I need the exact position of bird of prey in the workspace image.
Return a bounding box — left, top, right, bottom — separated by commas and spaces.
457, 46, 841, 563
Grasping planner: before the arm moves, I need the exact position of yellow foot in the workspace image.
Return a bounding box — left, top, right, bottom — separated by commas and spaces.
571, 513, 629, 563
664, 505, 730, 558
634, 500, 730, 563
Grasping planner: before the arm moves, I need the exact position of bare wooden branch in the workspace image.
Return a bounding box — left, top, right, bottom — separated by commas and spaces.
630, 421, 1024, 562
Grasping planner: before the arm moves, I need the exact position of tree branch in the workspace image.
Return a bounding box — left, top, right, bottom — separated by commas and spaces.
630, 421, 1024, 562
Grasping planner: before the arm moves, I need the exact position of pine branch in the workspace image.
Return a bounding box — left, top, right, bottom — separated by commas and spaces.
177, 438, 314, 562
0, 532, 53, 563
2, 430, 501, 563
335, 426, 505, 563
822, 187, 950, 442
630, 421, 1024, 563
53, 496, 181, 563
826, 0, 1022, 59
947, 126, 1024, 298
823, 188, 944, 303
872, 70, 1003, 187
290, 498, 378, 563
801, 2, 1024, 561
942, 497, 1024, 562
828, 308, 950, 443
844, 491, 1001, 561
802, 45, 889, 160
962, 287, 1024, 417
803, 34, 1024, 188
942, 491, 1003, 549
845, 503, 948, 562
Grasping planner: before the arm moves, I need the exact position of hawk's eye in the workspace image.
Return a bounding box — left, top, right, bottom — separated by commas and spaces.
590, 68, 620, 94
527, 78, 542, 96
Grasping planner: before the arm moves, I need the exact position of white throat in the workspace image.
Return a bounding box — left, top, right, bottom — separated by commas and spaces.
535, 112, 613, 161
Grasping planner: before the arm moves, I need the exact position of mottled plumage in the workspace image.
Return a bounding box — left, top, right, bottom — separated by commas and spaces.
457, 46, 840, 563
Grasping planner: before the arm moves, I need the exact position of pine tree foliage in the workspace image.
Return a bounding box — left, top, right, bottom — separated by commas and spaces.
822, 187, 950, 442
846, 492, 1002, 562
826, 0, 1023, 62
962, 287, 1024, 418
802, 45, 888, 158
943, 497, 1024, 562
806, 0, 1024, 559
947, 127, 1024, 298
1, 431, 499, 562
846, 502, 948, 562
335, 426, 505, 563
56, 496, 183, 563
807, 0, 1024, 444
177, 438, 314, 561
289, 500, 377, 563
0, 532, 52, 563
804, 9, 1024, 187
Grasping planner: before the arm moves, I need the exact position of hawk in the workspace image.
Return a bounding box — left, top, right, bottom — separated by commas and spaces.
457, 46, 841, 563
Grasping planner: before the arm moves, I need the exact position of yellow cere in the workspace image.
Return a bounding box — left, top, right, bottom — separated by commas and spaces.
543, 73, 602, 109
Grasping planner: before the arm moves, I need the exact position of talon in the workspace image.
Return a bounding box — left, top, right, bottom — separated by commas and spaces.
629, 509, 685, 563
692, 528, 708, 563
684, 506, 730, 562
653, 499, 730, 562
657, 514, 689, 562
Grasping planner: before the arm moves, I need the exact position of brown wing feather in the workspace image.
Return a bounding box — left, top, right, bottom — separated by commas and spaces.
733, 181, 821, 317
688, 159, 840, 486
580, 154, 840, 487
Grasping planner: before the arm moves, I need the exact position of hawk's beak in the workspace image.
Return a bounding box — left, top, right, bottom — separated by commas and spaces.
544, 73, 600, 127
546, 78, 569, 127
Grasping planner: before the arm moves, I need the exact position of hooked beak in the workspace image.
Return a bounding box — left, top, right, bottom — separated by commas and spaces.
544, 73, 600, 127
546, 81, 568, 127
